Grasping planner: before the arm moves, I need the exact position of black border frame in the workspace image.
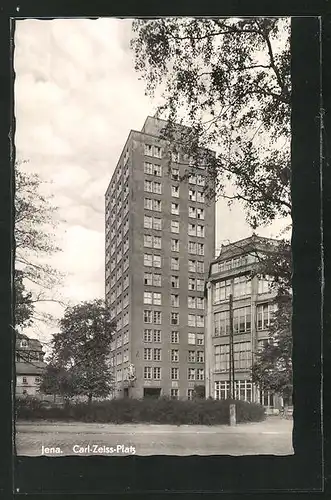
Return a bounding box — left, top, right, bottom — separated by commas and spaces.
0, 4, 328, 497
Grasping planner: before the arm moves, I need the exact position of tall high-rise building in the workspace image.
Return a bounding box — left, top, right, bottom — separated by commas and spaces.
105, 116, 215, 399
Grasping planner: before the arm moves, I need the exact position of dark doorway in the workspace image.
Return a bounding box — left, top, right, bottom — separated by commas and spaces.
123, 388, 129, 398
143, 387, 161, 399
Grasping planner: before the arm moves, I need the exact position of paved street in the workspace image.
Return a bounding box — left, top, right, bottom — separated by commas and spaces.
16, 417, 293, 456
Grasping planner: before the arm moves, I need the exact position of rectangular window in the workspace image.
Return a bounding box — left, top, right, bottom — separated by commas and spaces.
153, 273, 162, 287
197, 368, 204, 381
153, 255, 161, 268
144, 215, 153, 229
257, 303, 275, 330
170, 388, 179, 399
171, 367, 179, 380
153, 217, 162, 230
144, 329, 153, 342
144, 198, 154, 210
144, 234, 153, 248
144, 366, 152, 379
153, 367, 161, 379
234, 276, 252, 297
197, 225, 205, 238
171, 220, 180, 233
144, 291, 153, 304
188, 368, 195, 381
171, 349, 179, 362
153, 182, 162, 194
188, 278, 196, 290
171, 257, 179, 270
234, 341, 251, 370
144, 272, 152, 285
171, 239, 179, 252
144, 253, 153, 267
144, 348, 152, 361
171, 185, 179, 197
197, 208, 205, 220
196, 297, 204, 309
188, 259, 196, 272
144, 161, 153, 174
188, 223, 196, 236
196, 279, 204, 292
144, 144, 153, 157
188, 296, 196, 309
153, 348, 162, 361
197, 315, 205, 328
153, 330, 162, 342
188, 314, 196, 327
233, 306, 251, 334
171, 275, 179, 288
214, 280, 232, 303
197, 191, 205, 203
171, 312, 179, 325
187, 389, 194, 400
188, 241, 196, 254
154, 311, 162, 324
197, 174, 205, 186
214, 310, 230, 336
154, 146, 162, 159
188, 350, 196, 362
188, 332, 196, 345
144, 310, 153, 323
171, 331, 179, 343
196, 333, 204, 345
153, 236, 161, 249
189, 206, 196, 218
144, 180, 153, 192
171, 294, 179, 307
171, 203, 179, 215
189, 174, 196, 184
214, 344, 229, 372
153, 164, 162, 176
153, 199, 162, 212
189, 189, 196, 201
153, 292, 162, 305
197, 351, 204, 363
197, 243, 204, 256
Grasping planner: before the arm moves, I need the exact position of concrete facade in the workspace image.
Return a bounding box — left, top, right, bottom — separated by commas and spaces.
205, 235, 283, 411
105, 116, 215, 399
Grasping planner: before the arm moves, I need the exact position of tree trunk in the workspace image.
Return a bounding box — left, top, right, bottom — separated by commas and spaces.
88, 393, 92, 405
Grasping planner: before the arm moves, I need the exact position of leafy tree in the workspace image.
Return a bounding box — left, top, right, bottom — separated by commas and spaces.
40, 364, 78, 402
14, 161, 65, 329
14, 269, 34, 328
131, 17, 291, 228
48, 299, 115, 404
252, 292, 292, 403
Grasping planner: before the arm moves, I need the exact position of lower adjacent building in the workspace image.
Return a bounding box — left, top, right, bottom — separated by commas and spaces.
205, 235, 284, 411
16, 333, 46, 397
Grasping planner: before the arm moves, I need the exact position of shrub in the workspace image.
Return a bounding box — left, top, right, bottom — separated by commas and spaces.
16, 396, 265, 425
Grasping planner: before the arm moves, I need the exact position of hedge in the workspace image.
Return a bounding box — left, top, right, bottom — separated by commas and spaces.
16, 397, 265, 425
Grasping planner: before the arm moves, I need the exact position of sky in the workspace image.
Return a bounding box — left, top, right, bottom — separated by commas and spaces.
14, 18, 289, 345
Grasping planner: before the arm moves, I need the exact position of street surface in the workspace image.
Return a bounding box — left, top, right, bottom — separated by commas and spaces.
16, 417, 293, 456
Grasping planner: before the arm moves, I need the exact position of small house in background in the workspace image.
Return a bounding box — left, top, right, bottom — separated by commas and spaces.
16, 333, 46, 397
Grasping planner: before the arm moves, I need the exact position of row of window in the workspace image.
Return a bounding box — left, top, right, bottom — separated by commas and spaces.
144, 188, 205, 204
142, 347, 204, 363
213, 276, 271, 303
214, 303, 275, 336
143, 310, 205, 327
215, 342, 251, 371
144, 366, 204, 381
111, 330, 204, 349
144, 292, 204, 309
214, 380, 252, 402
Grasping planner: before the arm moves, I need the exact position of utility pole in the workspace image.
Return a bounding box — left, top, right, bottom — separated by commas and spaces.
229, 293, 235, 399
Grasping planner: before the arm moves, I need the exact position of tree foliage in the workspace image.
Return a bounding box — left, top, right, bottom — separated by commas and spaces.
131, 17, 291, 228
14, 269, 35, 328
44, 300, 115, 403
252, 292, 292, 402
14, 161, 65, 329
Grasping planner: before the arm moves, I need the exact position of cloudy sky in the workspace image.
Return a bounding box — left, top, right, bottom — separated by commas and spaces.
14, 18, 288, 343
